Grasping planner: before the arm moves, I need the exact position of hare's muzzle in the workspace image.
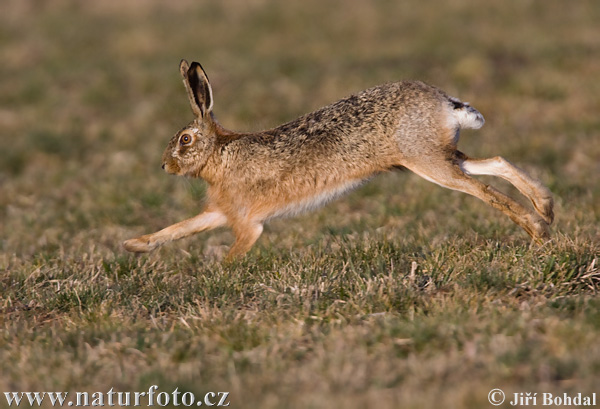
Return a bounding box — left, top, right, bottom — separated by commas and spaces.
161, 161, 181, 175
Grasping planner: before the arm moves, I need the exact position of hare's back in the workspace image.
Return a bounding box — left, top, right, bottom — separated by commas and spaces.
260, 81, 443, 148
230, 81, 449, 173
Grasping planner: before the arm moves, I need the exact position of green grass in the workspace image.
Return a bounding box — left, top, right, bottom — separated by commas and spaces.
1, 1, 599, 408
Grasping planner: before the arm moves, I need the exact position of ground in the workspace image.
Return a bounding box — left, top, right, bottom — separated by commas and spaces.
0, 1, 599, 408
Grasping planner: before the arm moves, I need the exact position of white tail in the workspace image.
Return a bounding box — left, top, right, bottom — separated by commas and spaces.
448, 96, 485, 130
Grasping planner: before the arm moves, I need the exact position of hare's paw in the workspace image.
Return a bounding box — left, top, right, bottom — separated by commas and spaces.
123, 235, 158, 253
524, 213, 551, 243
533, 192, 554, 226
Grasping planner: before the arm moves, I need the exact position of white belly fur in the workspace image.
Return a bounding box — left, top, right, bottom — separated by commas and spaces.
267, 179, 365, 220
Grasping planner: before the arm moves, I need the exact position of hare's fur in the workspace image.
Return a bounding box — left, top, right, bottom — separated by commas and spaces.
123, 60, 554, 259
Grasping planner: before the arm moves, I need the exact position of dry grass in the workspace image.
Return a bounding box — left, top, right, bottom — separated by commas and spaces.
1, 1, 599, 408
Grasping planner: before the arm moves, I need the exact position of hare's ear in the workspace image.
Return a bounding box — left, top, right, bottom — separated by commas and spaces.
180, 59, 213, 118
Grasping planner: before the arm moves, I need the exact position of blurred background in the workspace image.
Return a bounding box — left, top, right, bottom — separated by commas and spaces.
1, 1, 599, 408
1, 0, 598, 257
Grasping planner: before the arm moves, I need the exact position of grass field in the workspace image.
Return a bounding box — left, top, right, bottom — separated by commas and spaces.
1, 1, 599, 408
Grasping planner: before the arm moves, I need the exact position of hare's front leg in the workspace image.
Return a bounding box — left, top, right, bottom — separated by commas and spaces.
123, 210, 227, 253
226, 221, 264, 260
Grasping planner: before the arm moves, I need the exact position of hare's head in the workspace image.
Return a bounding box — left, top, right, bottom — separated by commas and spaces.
162, 60, 217, 177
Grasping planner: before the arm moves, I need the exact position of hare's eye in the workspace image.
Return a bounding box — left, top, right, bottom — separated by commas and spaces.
180, 134, 192, 145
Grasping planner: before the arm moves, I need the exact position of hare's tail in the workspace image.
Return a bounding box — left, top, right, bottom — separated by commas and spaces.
448, 96, 485, 130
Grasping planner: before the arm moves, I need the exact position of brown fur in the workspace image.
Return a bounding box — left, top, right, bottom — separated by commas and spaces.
123, 60, 554, 259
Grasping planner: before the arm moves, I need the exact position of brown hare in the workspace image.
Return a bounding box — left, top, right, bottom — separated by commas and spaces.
123, 60, 554, 259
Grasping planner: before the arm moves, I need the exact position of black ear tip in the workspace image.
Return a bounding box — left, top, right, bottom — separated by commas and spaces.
190, 62, 209, 80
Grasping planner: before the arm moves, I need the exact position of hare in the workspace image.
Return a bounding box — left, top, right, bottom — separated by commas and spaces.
123, 60, 554, 259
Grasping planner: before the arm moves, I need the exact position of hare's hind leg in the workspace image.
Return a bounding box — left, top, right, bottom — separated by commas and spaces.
404, 155, 550, 241
460, 156, 554, 224
123, 210, 228, 253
